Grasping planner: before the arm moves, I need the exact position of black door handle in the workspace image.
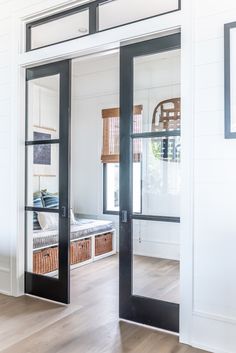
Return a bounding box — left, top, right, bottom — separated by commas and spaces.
61, 206, 67, 218
121, 210, 128, 223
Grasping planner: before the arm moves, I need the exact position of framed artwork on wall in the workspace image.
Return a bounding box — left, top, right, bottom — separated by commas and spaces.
33, 132, 51, 165
225, 22, 236, 138
33, 126, 57, 176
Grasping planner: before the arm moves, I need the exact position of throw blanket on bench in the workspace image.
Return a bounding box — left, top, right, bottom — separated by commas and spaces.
33, 219, 113, 250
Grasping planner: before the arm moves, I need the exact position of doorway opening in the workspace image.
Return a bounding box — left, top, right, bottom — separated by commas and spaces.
25, 34, 181, 332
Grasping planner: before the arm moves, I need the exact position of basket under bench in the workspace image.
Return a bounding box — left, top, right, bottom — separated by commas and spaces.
33, 229, 116, 275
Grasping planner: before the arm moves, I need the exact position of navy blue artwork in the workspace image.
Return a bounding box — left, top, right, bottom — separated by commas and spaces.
33, 132, 51, 165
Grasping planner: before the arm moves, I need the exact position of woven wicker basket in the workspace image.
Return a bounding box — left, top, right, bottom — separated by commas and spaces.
71, 238, 91, 265
95, 233, 113, 256
33, 247, 59, 274
33, 237, 92, 275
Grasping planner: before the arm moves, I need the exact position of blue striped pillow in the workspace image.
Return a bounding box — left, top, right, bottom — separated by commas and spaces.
33, 192, 43, 230
42, 191, 59, 209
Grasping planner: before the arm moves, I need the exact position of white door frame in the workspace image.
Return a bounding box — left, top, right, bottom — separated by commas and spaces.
10, 0, 195, 345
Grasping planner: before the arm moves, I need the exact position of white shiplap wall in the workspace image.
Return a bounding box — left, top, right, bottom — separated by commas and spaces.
190, 1, 236, 352
0, 3, 14, 295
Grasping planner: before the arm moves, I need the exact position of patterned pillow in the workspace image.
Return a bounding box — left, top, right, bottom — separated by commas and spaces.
41, 190, 59, 209
33, 191, 43, 230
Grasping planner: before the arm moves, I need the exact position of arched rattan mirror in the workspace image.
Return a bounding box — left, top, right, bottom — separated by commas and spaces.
152, 98, 181, 162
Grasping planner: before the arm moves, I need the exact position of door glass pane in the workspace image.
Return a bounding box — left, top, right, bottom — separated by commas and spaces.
133, 137, 180, 217
132, 219, 180, 303
133, 162, 141, 213
30, 9, 89, 50
133, 50, 181, 133
26, 211, 59, 278
26, 144, 59, 208
106, 163, 119, 212
105, 163, 141, 213
27, 75, 60, 140
99, 0, 179, 31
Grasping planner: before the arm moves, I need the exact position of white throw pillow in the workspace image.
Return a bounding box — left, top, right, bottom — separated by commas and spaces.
38, 210, 78, 230
38, 212, 58, 231
71, 209, 78, 225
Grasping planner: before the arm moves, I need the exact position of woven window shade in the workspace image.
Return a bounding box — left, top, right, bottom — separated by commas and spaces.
101, 105, 143, 163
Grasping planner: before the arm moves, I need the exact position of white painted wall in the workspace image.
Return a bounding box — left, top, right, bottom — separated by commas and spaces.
0, 0, 235, 352
187, 1, 236, 352
71, 52, 180, 260
0, 4, 12, 295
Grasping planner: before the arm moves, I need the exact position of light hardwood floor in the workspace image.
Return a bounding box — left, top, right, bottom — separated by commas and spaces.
0, 255, 208, 353
133, 255, 180, 303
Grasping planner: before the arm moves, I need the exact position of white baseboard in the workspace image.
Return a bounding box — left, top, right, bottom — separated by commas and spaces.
193, 309, 236, 326
0, 266, 10, 273
191, 341, 229, 353
190, 312, 236, 353
0, 268, 11, 296
0, 288, 11, 296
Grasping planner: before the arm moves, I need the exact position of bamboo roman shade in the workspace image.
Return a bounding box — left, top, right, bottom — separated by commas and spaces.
101, 105, 143, 163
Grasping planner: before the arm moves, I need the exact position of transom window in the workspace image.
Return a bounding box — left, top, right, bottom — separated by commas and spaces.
26, 0, 181, 51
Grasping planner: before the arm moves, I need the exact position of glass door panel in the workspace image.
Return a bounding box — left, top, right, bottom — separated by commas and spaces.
98, 0, 179, 31
26, 144, 59, 207
132, 219, 180, 303
133, 50, 181, 133
27, 74, 60, 140
132, 138, 180, 218
25, 61, 70, 304
120, 33, 181, 332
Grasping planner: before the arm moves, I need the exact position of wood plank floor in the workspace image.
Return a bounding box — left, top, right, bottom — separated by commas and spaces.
0, 255, 208, 353
133, 255, 179, 303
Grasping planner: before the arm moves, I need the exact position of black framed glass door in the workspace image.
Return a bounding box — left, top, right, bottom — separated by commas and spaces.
119, 33, 181, 332
25, 61, 71, 304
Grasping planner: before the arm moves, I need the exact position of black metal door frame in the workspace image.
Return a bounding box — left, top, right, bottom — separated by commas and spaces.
25, 60, 71, 304
119, 33, 181, 332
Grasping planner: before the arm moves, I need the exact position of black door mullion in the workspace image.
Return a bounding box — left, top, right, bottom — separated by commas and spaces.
58, 60, 71, 288
119, 45, 133, 318
25, 206, 60, 213
25, 139, 60, 146
131, 131, 180, 139
131, 214, 180, 223
26, 61, 70, 81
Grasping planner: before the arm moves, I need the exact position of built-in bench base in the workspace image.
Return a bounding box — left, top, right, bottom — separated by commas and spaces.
33, 230, 116, 275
